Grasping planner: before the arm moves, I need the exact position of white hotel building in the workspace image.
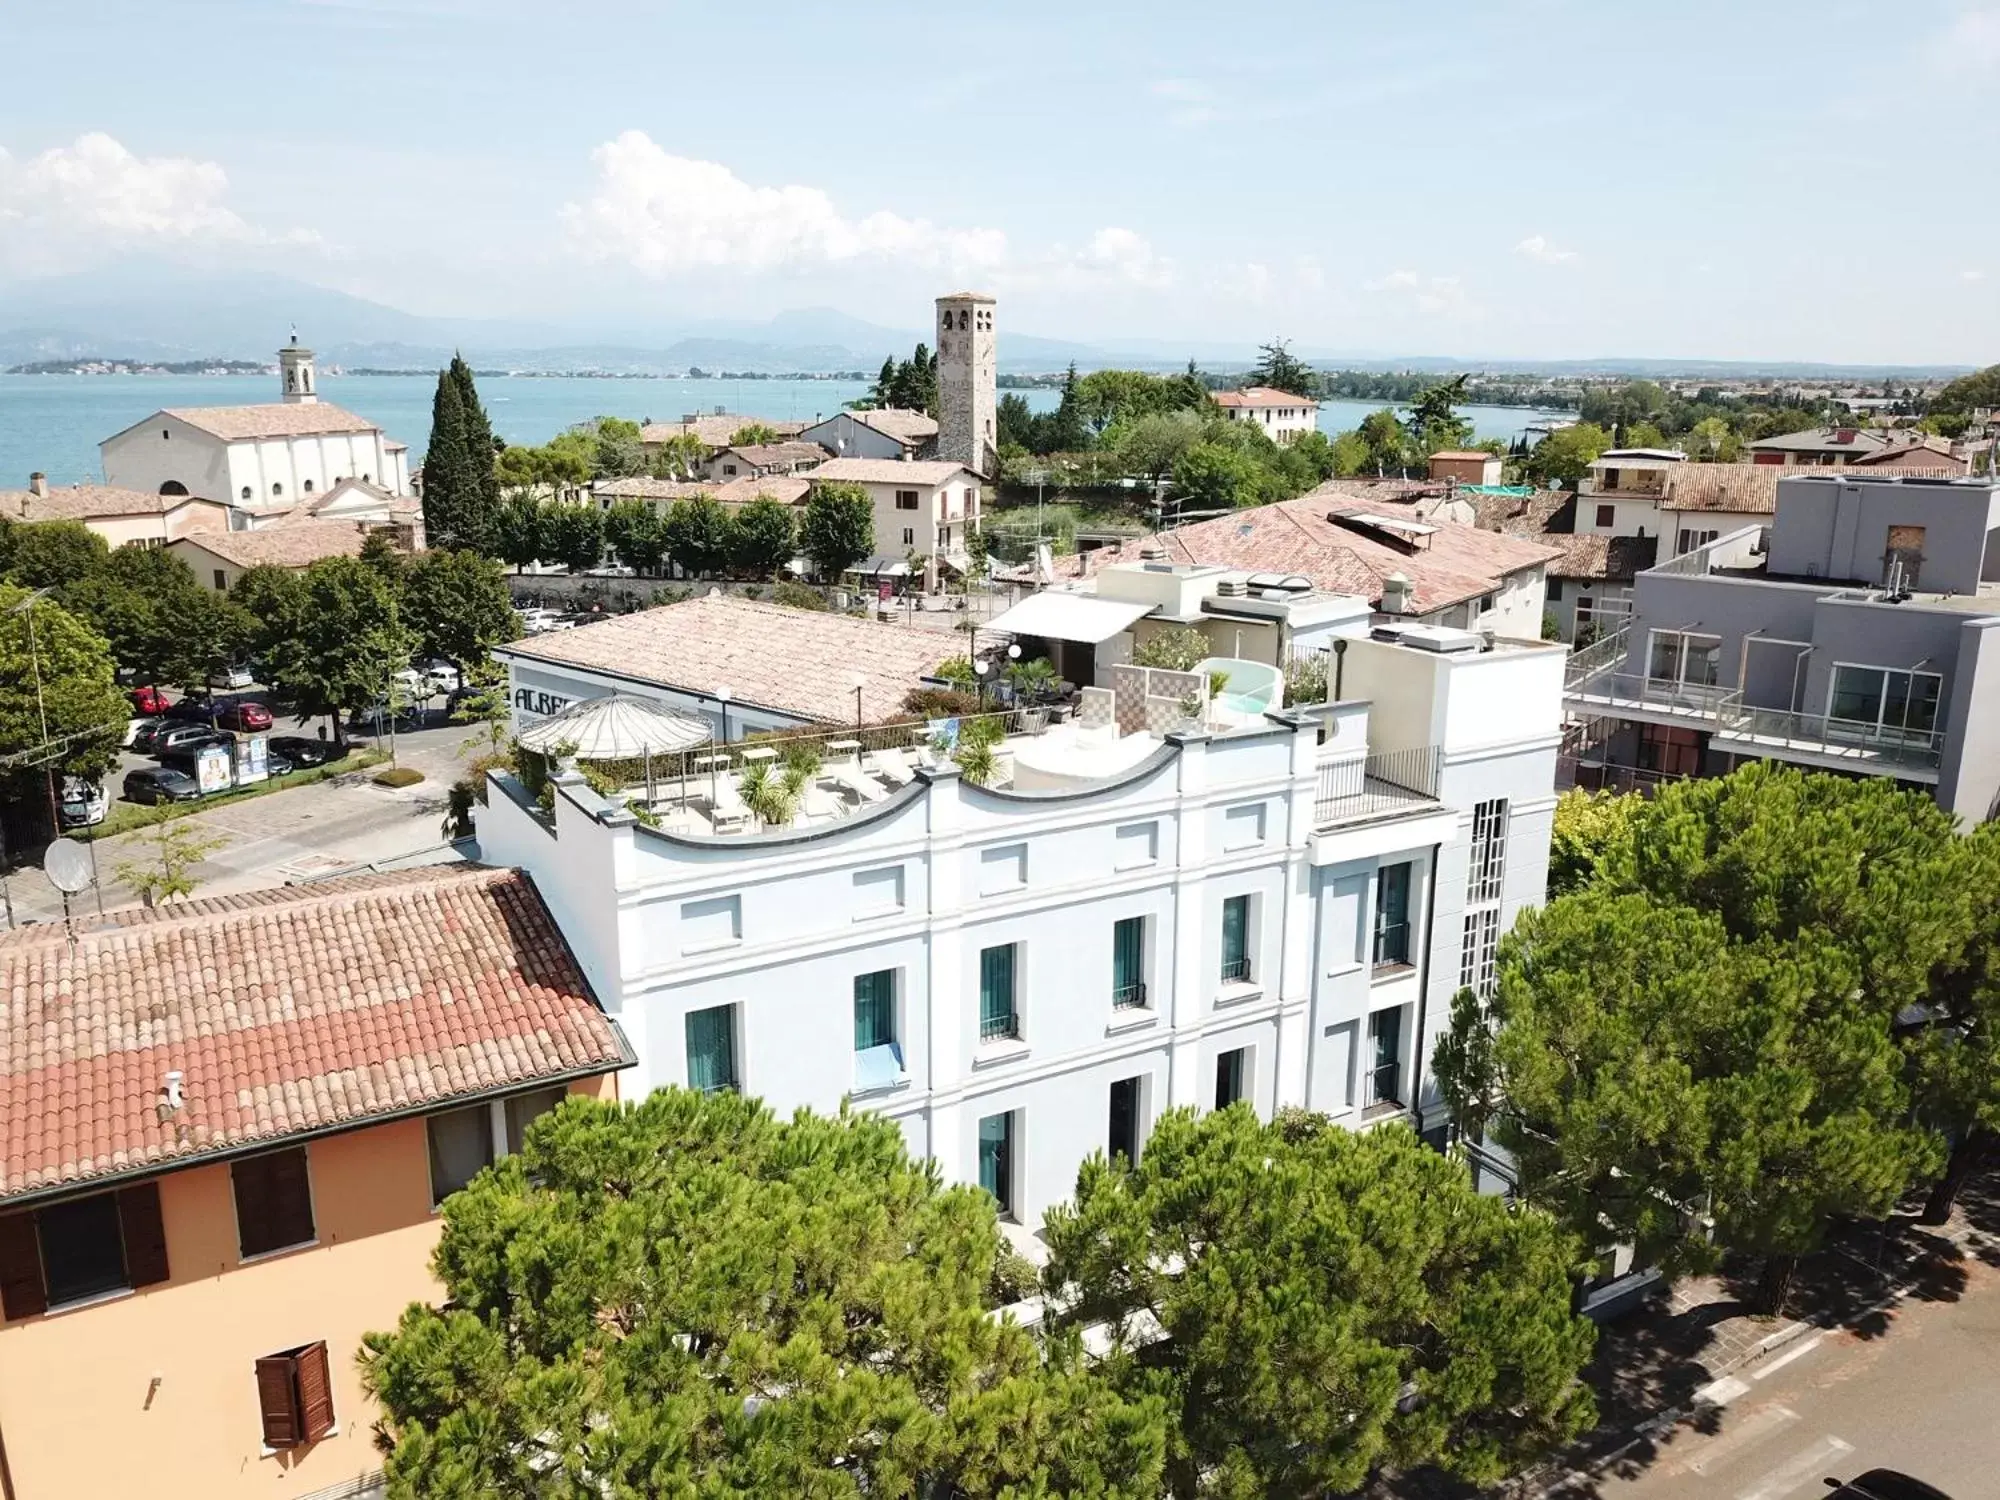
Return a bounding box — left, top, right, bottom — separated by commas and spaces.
477, 572, 1563, 1228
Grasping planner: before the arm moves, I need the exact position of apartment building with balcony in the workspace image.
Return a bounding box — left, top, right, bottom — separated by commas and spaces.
1564, 472, 2000, 822
475, 577, 1565, 1229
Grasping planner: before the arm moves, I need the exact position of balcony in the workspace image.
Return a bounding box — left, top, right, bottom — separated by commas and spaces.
1314, 745, 1443, 826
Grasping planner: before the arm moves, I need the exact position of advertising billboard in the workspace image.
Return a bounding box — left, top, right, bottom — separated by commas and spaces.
193, 744, 233, 795
235, 734, 269, 786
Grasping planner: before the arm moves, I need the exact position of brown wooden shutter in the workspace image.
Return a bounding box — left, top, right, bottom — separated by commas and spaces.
254, 1354, 303, 1449
0, 1211, 46, 1321
117, 1183, 170, 1289
295, 1340, 336, 1443
269, 1147, 315, 1250
236, 1147, 315, 1259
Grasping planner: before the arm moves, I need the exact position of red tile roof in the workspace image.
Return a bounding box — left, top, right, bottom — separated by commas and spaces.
0, 867, 629, 1203
1214, 386, 1315, 409
1072, 495, 1558, 614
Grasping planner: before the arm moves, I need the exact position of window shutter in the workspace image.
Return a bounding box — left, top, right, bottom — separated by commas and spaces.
268, 1148, 315, 1249
0, 1211, 46, 1321
117, 1183, 171, 1289
295, 1341, 336, 1443
255, 1354, 303, 1448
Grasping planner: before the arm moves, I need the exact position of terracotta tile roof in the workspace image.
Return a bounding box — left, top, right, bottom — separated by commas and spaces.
172, 520, 373, 569
1527, 531, 1658, 582
0, 867, 629, 1202
0, 484, 230, 524
497, 592, 959, 723
278, 476, 410, 524
591, 477, 723, 502
713, 474, 811, 506
810, 457, 971, 486
848, 408, 939, 443
160, 402, 380, 440
1747, 427, 1888, 455
639, 415, 810, 448
1657, 463, 1822, 515
1214, 387, 1316, 409
714, 441, 829, 469
1072, 495, 1558, 615
1428, 449, 1495, 462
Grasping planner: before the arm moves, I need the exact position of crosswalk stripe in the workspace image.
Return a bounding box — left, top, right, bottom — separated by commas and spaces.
1687, 1404, 1800, 1474
1735, 1435, 1855, 1500
1753, 1334, 1825, 1380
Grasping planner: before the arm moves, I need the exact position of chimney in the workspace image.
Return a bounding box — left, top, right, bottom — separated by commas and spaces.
28, 472, 47, 497
1380, 572, 1412, 615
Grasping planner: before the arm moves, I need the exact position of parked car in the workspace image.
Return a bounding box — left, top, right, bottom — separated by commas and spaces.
268, 735, 338, 768
263, 750, 297, 778
128, 684, 171, 716
207, 663, 255, 690
516, 607, 564, 634
164, 695, 218, 723
58, 777, 108, 828
1826, 1472, 1955, 1500
391, 667, 435, 701
124, 715, 164, 749
151, 724, 233, 757
350, 701, 423, 733
419, 658, 463, 695
214, 700, 273, 732
122, 766, 202, 804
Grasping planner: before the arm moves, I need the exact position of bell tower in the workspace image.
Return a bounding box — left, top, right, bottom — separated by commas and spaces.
935, 292, 996, 477
278, 328, 318, 404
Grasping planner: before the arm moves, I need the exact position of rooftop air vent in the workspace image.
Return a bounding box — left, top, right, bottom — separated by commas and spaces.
1388, 624, 1484, 654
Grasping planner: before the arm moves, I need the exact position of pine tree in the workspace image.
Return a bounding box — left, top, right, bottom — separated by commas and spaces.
448, 354, 500, 549
422, 370, 476, 550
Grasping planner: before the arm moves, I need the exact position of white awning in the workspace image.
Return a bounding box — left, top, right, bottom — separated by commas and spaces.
985, 591, 1154, 646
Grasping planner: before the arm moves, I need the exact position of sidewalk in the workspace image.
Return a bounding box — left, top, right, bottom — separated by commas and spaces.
1370, 1163, 2000, 1498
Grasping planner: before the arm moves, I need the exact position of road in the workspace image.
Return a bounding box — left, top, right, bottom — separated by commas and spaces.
1, 718, 477, 927
1563, 1255, 2000, 1500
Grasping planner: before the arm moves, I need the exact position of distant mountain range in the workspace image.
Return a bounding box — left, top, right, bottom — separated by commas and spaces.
0, 264, 1972, 381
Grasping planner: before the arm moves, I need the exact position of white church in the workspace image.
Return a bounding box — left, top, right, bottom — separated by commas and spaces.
100, 336, 414, 527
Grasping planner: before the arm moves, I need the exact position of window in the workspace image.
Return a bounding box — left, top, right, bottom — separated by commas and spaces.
1477, 593, 1496, 614
255, 1340, 336, 1449
0, 1183, 170, 1318
504, 1087, 566, 1154
213, 570, 227, 590
1373, 863, 1412, 967
1884, 524, 1926, 588
1602, 469, 1622, 491
902, 527, 915, 546
686, 1005, 739, 1092
271, 482, 283, 498
1459, 906, 1501, 999
1675, 528, 1719, 555
1220, 894, 1252, 983
1108, 1077, 1142, 1165
681, 894, 741, 953
1223, 802, 1266, 850
233, 1147, 315, 1259
1469, 799, 1508, 904
1547, 578, 1564, 601
895, 489, 920, 510
1637, 723, 1702, 777
302, 479, 314, 494
1646, 630, 1721, 691
1113, 916, 1147, 1009
854, 969, 903, 1089
427, 1104, 494, 1207
978, 1112, 1015, 1215
723, 464, 738, 476
1594, 503, 1615, 528
240, 485, 252, 501
1114, 820, 1159, 869
1827, 664, 1943, 744
979, 843, 1026, 895
1366, 1009, 1404, 1109
979, 942, 1019, 1040
1214, 1047, 1248, 1109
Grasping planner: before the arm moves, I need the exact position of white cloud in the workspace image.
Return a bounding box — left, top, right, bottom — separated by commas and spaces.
1150, 78, 1221, 127
1928, 8, 2000, 69
1964, 269, 1987, 282
562, 131, 1006, 276
1365, 269, 1469, 314
1515, 233, 1579, 265
0, 133, 309, 257
1071, 227, 1174, 288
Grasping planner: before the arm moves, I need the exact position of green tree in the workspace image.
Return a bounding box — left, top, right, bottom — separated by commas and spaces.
263, 556, 418, 746
1132, 625, 1210, 671
581, 416, 648, 478
1406, 375, 1474, 455
1439, 764, 1965, 1311
422, 369, 481, 550
1048, 363, 1089, 452
728, 422, 780, 447
1523, 422, 1610, 487
1330, 429, 1372, 476
1923, 362, 2000, 415
1248, 337, 1317, 397
646, 429, 707, 480
1911, 825, 2000, 1221
0, 584, 127, 808
1621, 420, 1671, 451
1171, 442, 1261, 512
358, 527, 408, 585
1355, 407, 1413, 475
602, 498, 666, 573
730, 495, 797, 577
113, 821, 227, 907
1281, 428, 1338, 486
1042, 1108, 1594, 1496
799, 481, 875, 581
5, 519, 109, 589
490, 490, 545, 572
226, 564, 308, 666
1547, 787, 1643, 898
361, 1089, 1166, 1499
448, 354, 501, 549
401, 550, 519, 671
539, 502, 605, 574
660, 494, 731, 578
1115, 410, 1206, 485
58, 543, 237, 689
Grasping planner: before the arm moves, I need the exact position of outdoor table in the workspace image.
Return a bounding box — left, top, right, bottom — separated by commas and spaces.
826, 739, 861, 757
740, 747, 778, 765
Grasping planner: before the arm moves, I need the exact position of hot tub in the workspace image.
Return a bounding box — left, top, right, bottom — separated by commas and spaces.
1198, 657, 1284, 722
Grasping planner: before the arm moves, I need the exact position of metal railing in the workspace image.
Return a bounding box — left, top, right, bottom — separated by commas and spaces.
1314, 745, 1443, 825
1364, 1061, 1404, 1110
1220, 957, 1253, 984
1112, 981, 1148, 1010
1714, 695, 1944, 772
1562, 625, 1631, 689
1371, 922, 1411, 968
1564, 670, 1733, 718
980, 1008, 1020, 1041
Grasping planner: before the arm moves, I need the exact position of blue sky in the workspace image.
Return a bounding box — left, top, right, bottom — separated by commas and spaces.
2, 0, 1997, 363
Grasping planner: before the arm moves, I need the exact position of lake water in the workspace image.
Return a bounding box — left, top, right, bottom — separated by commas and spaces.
0, 372, 1564, 486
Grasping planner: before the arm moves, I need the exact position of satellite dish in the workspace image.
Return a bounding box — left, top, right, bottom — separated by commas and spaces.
44, 838, 94, 895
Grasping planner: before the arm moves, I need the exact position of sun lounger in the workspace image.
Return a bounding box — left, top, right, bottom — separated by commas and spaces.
865, 747, 916, 786
832, 762, 888, 804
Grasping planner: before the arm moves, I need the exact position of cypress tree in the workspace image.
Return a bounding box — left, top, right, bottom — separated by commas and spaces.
448, 353, 500, 549
423, 370, 475, 550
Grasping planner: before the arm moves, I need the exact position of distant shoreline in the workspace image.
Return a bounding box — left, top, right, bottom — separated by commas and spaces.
3, 363, 881, 380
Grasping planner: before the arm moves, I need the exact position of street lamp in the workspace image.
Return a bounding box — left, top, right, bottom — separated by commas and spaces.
850, 674, 866, 731
8, 587, 61, 835
973, 658, 989, 707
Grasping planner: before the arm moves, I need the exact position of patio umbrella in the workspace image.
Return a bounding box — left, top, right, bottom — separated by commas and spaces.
519, 694, 713, 804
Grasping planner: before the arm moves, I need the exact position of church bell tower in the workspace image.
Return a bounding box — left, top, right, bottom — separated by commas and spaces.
278, 329, 318, 404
